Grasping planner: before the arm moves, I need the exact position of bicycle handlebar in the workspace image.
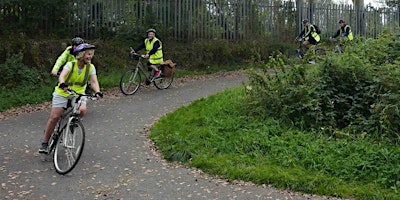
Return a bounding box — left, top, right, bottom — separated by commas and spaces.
129, 47, 146, 59
130, 52, 146, 58
67, 88, 99, 101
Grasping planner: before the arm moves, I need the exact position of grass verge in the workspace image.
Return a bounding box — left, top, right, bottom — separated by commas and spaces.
149, 86, 399, 200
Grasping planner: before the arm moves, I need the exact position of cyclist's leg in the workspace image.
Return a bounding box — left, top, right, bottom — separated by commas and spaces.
302, 40, 310, 49
43, 93, 68, 142
77, 97, 88, 118
39, 94, 66, 153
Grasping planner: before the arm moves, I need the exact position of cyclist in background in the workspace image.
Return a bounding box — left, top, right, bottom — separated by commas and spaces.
130, 28, 163, 80
296, 19, 321, 49
39, 43, 103, 154
51, 37, 84, 76
330, 19, 353, 41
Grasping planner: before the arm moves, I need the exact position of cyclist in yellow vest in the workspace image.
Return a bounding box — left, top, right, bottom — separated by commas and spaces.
131, 28, 163, 79
296, 19, 321, 49
51, 37, 84, 76
330, 19, 353, 41
39, 43, 103, 154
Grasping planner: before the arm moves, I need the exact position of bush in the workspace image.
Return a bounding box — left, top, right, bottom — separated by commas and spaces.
0, 53, 43, 89
245, 31, 400, 143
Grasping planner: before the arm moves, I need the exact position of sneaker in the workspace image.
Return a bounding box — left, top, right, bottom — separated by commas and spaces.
38, 142, 49, 154
154, 70, 161, 78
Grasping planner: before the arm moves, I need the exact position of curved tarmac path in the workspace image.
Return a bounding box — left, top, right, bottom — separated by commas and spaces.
0, 72, 337, 200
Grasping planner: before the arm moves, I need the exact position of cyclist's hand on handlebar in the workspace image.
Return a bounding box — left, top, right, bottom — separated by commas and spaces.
95, 91, 103, 99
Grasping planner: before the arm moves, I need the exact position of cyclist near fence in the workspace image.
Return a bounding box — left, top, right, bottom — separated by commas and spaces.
296, 19, 321, 49
39, 43, 103, 154
130, 28, 163, 83
329, 19, 353, 41
51, 37, 84, 76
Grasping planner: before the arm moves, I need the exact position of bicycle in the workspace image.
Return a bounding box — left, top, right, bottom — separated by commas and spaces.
43, 88, 97, 174
329, 37, 348, 53
119, 51, 174, 95
295, 37, 326, 59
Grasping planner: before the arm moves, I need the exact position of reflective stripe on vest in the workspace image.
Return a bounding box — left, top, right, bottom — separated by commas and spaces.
340, 25, 354, 40
305, 25, 320, 42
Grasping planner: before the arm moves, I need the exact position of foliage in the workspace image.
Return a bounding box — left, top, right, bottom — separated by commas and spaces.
0, 53, 43, 89
245, 31, 400, 144
150, 87, 400, 199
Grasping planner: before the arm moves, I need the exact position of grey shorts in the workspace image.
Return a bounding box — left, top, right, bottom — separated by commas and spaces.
52, 92, 87, 108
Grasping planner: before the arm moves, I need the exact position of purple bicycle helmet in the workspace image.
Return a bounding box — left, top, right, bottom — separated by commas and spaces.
73, 43, 95, 55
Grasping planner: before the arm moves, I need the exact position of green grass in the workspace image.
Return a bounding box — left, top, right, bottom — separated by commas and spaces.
149, 87, 400, 200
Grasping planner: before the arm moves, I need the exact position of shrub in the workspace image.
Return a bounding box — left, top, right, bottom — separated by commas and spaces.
0, 53, 42, 89
245, 31, 400, 143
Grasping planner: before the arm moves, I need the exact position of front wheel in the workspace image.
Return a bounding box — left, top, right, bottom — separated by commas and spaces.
154, 72, 174, 89
120, 69, 141, 95
54, 120, 85, 175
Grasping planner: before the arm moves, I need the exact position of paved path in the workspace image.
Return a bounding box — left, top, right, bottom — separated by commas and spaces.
0, 72, 333, 200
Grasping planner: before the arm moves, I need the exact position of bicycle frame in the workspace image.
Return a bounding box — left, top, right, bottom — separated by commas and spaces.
46, 89, 96, 174
131, 53, 157, 82
49, 94, 83, 153
120, 51, 174, 95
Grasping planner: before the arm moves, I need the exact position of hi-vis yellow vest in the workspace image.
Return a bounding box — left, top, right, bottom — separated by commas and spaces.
55, 61, 93, 97
340, 25, 354, 40
305, 25, 320, 42
145, 37, 163, 64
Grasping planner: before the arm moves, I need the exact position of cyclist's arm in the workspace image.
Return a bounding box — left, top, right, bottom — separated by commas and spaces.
343, 26, 350, 37
89, 74, 100, 94
297, 29, 305, 38
58, 62, 71, 84
52, 47, 72, 76
304, 27, 313, 38
148, 41, 160, 55
89, 67, 101, 94
133, 42, 145, 52
331, 29, 340, 39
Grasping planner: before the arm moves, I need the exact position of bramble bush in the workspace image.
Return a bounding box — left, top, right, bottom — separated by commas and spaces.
245, 31, 400, 143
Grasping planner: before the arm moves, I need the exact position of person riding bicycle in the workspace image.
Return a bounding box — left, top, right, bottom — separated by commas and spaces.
51, 37, 84, 76
130, 28, 163, 80
329, 19, 353, 41
296, 19, 321, 49
39, 43, 103, 154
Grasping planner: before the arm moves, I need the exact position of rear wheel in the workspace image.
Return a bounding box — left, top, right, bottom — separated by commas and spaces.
54, 120, 85, 175
154, 73, 174, 89
120, 69, 141, 95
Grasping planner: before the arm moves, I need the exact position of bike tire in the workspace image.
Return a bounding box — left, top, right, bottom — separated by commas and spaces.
120, 69, 141, 95
154, 73, 174, 89
53, 120, 85, 175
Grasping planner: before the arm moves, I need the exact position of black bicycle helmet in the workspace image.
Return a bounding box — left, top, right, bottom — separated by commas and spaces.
302, 19, 309, 24
339, 19, 345, 24
73, 43, 95, 55
146, 28, 156, 33
71, 37, 84, 46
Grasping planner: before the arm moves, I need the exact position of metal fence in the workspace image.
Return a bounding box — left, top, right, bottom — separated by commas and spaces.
1, 0, 399, 41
